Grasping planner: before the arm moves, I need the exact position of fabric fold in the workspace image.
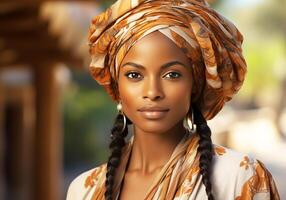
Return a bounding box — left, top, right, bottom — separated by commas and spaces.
88, 0, 247, 120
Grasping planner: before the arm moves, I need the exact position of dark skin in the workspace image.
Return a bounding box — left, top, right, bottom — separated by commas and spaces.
117, 31, 193, 200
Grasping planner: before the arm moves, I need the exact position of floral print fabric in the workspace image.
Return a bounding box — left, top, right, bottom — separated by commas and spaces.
67, 133, 280, 200
88, 0, 247, 120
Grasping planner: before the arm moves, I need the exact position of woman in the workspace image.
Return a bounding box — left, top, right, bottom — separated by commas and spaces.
67, 0, 280, 199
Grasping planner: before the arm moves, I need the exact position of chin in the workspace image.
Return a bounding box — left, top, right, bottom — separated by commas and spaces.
134, 121, 176, 134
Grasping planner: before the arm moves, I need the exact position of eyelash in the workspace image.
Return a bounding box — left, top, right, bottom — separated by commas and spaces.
124, 71, 182, 80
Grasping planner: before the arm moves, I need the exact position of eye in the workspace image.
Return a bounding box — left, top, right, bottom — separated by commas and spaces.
124, 72, 143, 80
164, 72, 181, 79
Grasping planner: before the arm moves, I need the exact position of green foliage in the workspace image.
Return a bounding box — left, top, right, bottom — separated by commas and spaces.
98, 0, 116, 9
255, 0, 286, 37
208, 0, 224, 8
235, 0, 286, 102
63, 72, 117, 167
240, 37, 284, 99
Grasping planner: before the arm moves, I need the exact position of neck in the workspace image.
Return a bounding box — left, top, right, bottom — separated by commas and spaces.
127, 121, 186, 175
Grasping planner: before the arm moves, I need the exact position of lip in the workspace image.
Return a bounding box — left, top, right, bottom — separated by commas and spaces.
139, 110, 169, 120
138, 106, 169, 120
138, 106, 169, 112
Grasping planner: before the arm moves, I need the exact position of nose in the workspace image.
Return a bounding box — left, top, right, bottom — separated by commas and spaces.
143, 76, 164, 101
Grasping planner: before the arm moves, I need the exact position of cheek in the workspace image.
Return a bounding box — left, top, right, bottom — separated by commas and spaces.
118, 79, 140, 113
165, 82, 192, 108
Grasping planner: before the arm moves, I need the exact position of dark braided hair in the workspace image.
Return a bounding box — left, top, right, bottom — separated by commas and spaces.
105, 112, 131, 200
104, 105, 214, 200
193, 104, 214, 200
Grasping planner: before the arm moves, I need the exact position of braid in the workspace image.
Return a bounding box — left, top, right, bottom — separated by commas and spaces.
193, 105, 214, 200
105, 113, 131, 200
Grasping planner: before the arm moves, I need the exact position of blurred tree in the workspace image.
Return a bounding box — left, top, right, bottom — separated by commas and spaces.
63, 71, 116, 168
257, 0, 286, 37
208, 0, 224, 7
255, 0, 286, 139
98, 0, 115, 9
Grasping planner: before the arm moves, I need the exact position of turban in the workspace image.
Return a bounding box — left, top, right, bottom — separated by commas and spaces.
88, 0, 247, 120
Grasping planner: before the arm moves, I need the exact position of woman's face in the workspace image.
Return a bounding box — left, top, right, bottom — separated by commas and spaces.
118, 31, 193, 134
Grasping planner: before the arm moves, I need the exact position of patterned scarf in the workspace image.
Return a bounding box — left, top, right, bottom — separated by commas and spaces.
88, 0, 247, 120
80, 133, 280, 200
88, 133, 202, 199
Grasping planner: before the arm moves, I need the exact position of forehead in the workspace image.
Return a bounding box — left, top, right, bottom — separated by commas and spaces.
120, 31, 191, 68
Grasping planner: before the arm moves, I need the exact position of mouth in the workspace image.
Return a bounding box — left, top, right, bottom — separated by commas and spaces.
137, 106, 169, 112
138, 109, 169, 120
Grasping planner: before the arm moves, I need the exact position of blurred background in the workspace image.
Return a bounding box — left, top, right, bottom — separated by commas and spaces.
0, 0, 285, 199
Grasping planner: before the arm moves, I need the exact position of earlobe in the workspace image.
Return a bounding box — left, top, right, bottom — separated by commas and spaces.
183, 107, 196, 134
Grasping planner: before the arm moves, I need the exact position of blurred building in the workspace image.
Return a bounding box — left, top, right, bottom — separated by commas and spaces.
0, 1, 100, 200
1, 0, 285, 200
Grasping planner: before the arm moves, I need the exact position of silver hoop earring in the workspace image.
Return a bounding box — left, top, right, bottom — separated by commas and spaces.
183, 109, 196, 134
117, 102, 126, 133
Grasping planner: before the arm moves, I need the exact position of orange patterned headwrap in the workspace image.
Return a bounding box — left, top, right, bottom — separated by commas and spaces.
88, 0, 247, 120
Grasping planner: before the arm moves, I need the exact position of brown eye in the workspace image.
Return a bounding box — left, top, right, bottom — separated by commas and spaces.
164, 72, 181, 79
124, 72, 143, 80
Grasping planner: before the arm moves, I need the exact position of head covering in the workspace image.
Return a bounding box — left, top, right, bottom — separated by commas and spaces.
88, 0, 247, 120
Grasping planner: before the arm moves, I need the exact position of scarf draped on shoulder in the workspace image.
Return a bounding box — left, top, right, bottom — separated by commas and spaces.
89, 133, 202, 200
81, 132, 280, 200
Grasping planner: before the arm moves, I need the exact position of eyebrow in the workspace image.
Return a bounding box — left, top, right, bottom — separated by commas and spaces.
121, 60, 187, 70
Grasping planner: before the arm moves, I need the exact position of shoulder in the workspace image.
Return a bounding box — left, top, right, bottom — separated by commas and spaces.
66, 163, 107, 200
211, 144, 255, 192
212, 144, 274, 180
212, 144, 253, 174
211, 145, 280, 200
